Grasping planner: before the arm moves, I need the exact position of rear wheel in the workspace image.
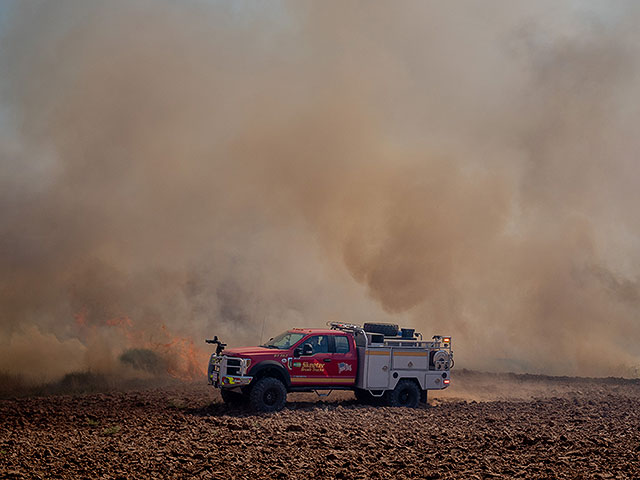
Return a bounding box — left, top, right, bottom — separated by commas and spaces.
249, 377, 287, 412
387, 379, 420, 408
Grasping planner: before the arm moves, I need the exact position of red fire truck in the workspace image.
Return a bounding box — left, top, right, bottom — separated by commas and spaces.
207, 322, 453, 412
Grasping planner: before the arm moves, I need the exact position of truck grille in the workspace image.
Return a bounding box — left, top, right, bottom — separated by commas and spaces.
225, 357, 241, 376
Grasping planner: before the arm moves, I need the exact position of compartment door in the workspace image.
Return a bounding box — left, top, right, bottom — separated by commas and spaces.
365, 350, 390, 389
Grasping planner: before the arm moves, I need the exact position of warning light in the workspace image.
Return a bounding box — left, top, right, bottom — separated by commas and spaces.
443, 379, 450, 385
443, 337, 450, 343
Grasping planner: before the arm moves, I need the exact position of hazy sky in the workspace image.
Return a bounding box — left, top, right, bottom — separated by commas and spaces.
1, 1, 640, 382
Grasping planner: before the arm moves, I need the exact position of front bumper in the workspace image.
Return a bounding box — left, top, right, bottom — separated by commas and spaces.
208, 354, 253, 388
209, 373, 253, 388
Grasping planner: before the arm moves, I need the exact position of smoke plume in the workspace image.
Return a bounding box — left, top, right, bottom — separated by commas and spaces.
1, 0, 640, 383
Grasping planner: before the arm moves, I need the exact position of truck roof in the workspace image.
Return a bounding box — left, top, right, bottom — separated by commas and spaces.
289, 328, 350, 335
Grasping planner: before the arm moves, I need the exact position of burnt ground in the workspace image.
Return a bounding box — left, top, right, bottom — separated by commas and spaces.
1, 370, 640, 479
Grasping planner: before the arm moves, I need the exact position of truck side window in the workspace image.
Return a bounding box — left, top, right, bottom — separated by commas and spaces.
335, 336, 350, 353
304, 335, 329, 354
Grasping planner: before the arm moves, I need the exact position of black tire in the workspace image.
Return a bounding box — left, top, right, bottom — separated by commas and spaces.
420, 390, 428, 404
387, 379, 420, 408
363, 322, 399, 337
220, 388, 246, 405
249, 377, 287, 412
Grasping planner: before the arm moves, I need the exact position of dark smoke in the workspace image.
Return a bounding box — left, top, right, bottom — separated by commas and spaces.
119, 348, 167, 375
1, 1, 640, 383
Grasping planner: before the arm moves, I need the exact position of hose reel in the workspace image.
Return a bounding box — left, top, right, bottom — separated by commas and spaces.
432, 350, 451, 371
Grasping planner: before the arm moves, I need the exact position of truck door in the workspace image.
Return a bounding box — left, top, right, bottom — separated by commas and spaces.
289, 334, 357, 387
327, 334, 357, 386
290, 335, 332, 386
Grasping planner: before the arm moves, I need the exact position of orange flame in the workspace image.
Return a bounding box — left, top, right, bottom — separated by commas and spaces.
74, 308, 89, 328
151, 325, 206, 380
73, 310, 207, 380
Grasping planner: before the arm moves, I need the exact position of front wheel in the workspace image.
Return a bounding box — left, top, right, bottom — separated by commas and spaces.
387, 379, 420, 408
249, 377, 287, 412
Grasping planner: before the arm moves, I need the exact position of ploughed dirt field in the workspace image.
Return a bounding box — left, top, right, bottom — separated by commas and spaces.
2, 370, 640, 479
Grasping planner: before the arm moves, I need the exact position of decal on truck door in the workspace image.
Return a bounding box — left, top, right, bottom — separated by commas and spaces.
301, 361, 325, 372
338, 362, 352, 373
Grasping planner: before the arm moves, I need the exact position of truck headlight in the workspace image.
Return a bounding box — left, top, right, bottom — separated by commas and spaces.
241, 358, 251, 375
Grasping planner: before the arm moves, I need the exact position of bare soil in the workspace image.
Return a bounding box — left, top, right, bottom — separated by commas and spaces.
2, 371, 640, 479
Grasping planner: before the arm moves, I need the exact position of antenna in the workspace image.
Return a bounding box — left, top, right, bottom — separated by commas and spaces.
259, 315, 267, 344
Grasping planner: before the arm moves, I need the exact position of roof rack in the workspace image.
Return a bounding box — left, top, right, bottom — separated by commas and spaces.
327, 321, 365, 335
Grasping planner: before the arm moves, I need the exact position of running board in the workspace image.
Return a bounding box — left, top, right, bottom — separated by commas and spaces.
369, 390, 386, 398
288, 386, 353, 393
314, 390, 333, 397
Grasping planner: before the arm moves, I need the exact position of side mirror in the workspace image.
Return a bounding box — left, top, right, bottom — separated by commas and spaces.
294, 348, 301, 358
302, 343, 313, 356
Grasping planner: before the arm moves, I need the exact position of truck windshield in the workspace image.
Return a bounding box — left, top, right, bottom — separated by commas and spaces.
261, 331, 306, 350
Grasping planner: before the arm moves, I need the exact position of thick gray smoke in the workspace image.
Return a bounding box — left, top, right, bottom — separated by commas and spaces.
1, 1, 640, 383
